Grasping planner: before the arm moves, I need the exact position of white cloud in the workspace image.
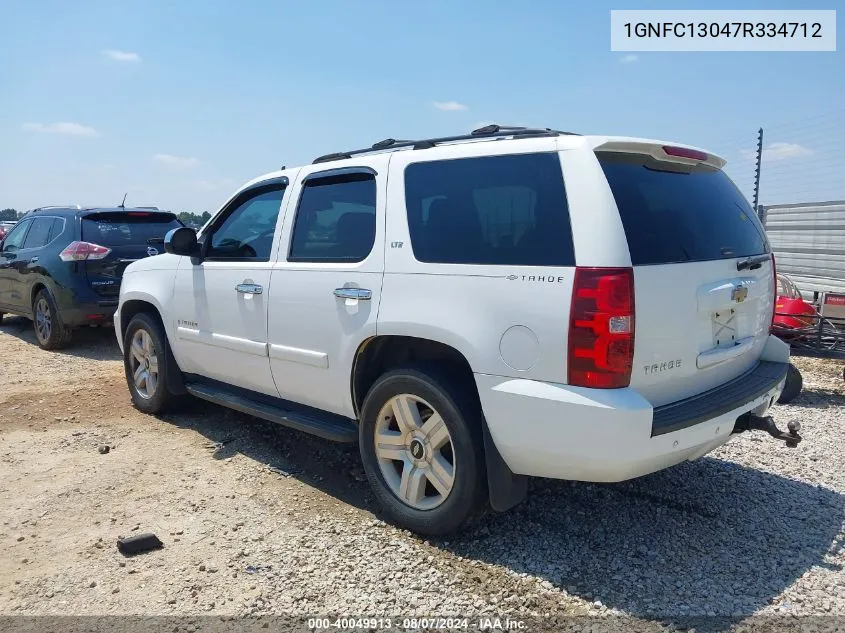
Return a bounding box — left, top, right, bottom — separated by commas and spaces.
154, 154, 200, 169
22, 122, 100, 137
103, 49, 141, 63
740, 142, 813, 162
433, 101, 469, 112
620, 54, 639, 63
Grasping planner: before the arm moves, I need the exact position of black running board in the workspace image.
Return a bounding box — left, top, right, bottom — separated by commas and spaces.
185, 381, 358, 443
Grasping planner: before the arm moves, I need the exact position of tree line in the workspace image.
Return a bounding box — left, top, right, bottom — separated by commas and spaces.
0, 208, 211, 227
0, 208, 24, 221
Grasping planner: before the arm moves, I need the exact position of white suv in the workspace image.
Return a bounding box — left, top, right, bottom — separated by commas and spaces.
115, 125, 797, 535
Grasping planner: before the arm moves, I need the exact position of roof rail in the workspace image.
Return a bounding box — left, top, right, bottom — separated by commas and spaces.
312, 124, 579, 164
32, 205, 82, 212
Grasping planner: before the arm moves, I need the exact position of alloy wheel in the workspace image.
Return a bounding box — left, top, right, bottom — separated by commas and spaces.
128, 329, 159, 399
34, 298, 52, 344
374, 394, 456, 510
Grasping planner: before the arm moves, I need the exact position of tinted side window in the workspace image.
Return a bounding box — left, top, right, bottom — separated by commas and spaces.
597, 153, 769, 265
208, 187, 285, 261
404, 153, 575, 266
289, 173, 377, 262
49, 217, 66, 242
22, 217, 55, 249
1, 220, 32, 252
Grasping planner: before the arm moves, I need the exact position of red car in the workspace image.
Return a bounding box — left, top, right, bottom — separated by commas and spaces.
0, 221, 17, 241
774, 273, 816, 331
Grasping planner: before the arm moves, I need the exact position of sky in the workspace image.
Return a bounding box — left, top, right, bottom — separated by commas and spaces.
1, 0, 842, 213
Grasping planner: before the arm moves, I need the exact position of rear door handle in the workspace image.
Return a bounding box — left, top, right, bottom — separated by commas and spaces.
235, 283, 263, 295
334, 288, 372, 301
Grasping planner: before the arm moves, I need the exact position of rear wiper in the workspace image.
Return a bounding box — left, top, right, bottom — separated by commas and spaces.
736, 254, 770, 271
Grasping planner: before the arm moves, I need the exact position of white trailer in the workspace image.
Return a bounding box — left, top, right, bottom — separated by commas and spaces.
760, 200, 845, 300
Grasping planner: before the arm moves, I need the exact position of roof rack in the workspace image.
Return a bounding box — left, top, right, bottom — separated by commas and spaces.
312, 124, 579, 164
32, 205, 82, 212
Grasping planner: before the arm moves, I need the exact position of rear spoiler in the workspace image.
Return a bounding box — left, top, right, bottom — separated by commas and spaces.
592, 139, 726, 170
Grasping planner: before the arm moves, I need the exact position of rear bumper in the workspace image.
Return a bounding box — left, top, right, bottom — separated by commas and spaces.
476, 359, 788, 483
60, 300, 118, 328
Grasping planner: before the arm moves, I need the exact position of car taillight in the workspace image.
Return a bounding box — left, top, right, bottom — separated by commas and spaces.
59, 241, 111, 262
770, 254, 777, 332
568, 267, 635, 389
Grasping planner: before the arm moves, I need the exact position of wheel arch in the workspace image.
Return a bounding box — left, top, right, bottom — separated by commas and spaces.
30, 281, 48, 312
350, 335, 476, 418
120, 297, 166, 341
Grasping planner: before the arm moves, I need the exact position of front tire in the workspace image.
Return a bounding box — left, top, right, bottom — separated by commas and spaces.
359, 365, 487, 536
123, 313, 181, 414
32, 289, 72, 350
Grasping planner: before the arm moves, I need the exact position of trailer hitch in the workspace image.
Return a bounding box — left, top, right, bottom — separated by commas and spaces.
733, 413, 802, 447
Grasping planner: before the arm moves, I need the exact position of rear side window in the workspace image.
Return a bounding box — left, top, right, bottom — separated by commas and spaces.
598, 153, 769, 265
404, 153, 574, 266
49, 217, 66, 241
82, 212, 182, 247
22, 217, 54, 249
289, 173, 377, 262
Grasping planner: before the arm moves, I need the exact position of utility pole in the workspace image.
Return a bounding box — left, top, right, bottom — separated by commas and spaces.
753, 127, 764, 220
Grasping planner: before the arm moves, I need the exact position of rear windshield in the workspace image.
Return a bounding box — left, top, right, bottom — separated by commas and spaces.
82, 212, 182, 246
597, 153, 770, 266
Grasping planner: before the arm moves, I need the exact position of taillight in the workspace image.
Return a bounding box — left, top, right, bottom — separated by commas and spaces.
568, 267, 635, 389
770, 254, 777, 332
59, 241, 111, 262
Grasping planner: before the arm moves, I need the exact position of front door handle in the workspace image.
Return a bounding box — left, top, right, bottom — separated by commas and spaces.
334, 287, 372, 301
235, 283, 263, 295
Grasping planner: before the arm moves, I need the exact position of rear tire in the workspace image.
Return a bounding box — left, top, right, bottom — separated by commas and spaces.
123, 313, 181, 414
777, 363, 803, 404
359, 365, 487, 536
32, 289, 72, 350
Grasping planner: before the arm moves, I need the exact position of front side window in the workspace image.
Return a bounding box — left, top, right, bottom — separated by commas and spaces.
404, 152, 575, 266
1, 220, 31, 253
22, 217, 55, 249
289, 172, 377, 262
207, 186, 285, 261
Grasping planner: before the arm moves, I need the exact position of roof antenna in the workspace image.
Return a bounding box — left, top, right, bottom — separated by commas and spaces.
118, 192, 128, 209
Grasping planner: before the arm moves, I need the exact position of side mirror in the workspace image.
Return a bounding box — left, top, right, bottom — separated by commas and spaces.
164, 227, 200, 257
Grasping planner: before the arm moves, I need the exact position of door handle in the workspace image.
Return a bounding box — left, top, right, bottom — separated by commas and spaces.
334, 287, 372, 301
235, 283, 263, 295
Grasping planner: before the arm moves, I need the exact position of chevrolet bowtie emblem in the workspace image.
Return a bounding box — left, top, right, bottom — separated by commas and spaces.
731, 285, 748, 303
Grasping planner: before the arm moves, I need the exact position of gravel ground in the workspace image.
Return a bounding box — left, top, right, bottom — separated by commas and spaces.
1, 316, 843, 630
